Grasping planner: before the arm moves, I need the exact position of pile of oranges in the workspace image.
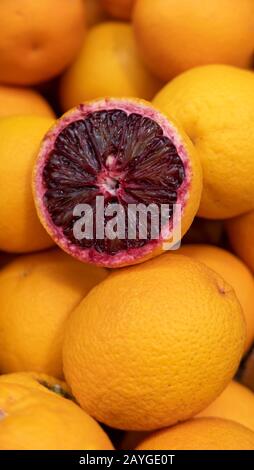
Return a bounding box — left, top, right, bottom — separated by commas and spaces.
1, 0, 254, 451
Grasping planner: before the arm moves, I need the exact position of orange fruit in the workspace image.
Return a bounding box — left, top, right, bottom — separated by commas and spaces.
101, 0, 135, 20
198, 381, 254, 432
86, 0, 107, 27
63, 254, 245, 431
133, 0, 254, 82
136, 418, 254, 450
0, 86, 55, 118
153, 65, 254, 219
178, 244, 254, 353
227, 211, 254, 274
33, 97, 202, 268
0, 115, 55, 253
0, 372, 71, 399
0, 0, 86, 85
0, 249, 107, 378
60, 23, 162, 111
0, 382, 114, 450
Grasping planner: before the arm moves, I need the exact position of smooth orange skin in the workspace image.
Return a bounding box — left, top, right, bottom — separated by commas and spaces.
198, 381, 254, 432
63, 255, 245, 431
0, 249, 107, 378
0, 86, 55, 118
0, 115, 55, 253
60, 24, 162, 111
34, 98, 203, 268
101, 0, 136, 20
136, 418, 254, 450
0, 383, 114, 450
133, 0, 254, 82
178, 244, 254, 353
227, 211, 254, 274
0, 0, 86, 85
0, 372, 70, 398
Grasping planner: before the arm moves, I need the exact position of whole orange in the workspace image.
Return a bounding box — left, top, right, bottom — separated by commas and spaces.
133, 0, 254, 81
0, 383, 114, 450
60, 23, 162, 111
227, 211, 254, 274
136, 418, 254, 450
153, 65, 254, 219
63, 254, 245, 431
0, 86, 55, 118
101, 0, 135, 20
0, 115, 55, 253
0, 0, 86, 85
0, 249, 107, 378
198, 381, 254, 432
178, 244, 254, 353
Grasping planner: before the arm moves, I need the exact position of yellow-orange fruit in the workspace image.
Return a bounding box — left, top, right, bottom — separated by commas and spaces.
0, 250, 107, 378
0, 0, 86, 85
198, 381, 254, 432
60, 23, 162, 111
153, 65, 254, 219
136, 418, 254, 450
178, 244, 254, 353
0, 372, 71, 398
227, 211, 254, 274
0, 383, 114, 450
133, 0, 254, 81
63, 254, 245, 430
0, 115, 55, 253
0, 86, 55, 118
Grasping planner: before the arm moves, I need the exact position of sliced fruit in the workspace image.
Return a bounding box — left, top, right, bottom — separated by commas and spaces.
33, 98, 202, 268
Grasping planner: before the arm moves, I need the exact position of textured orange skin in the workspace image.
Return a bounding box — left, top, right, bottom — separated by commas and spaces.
60, 24, 162, 111
0, 86, 55, 118
63, 254, 245, 431
153, 65, 254, 219
0, 115, 55, 253
0, 383, 114, 450
34, 98, 203, 268
0, 0, 86, 85
0, 249, 107, 378
123, 382, 254, 448
133, 0, 254, 82
198, 381, 254, 432
101, 0, 135, 20
0, 372, 70, 398
136, 418, 254, 450
178, 244, 254, 353
227, 211, 254, 274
